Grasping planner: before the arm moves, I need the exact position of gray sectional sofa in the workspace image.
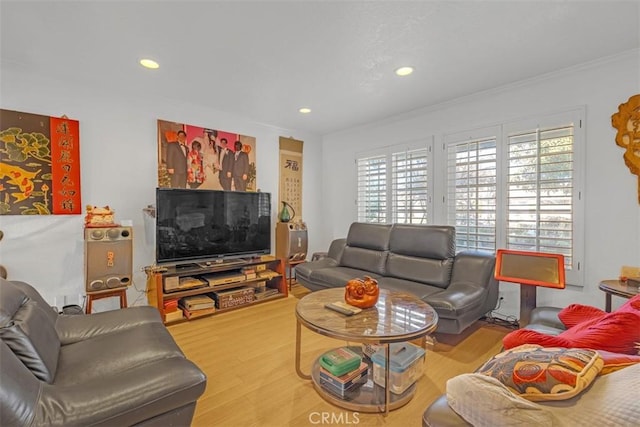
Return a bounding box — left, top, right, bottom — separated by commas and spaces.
0, 278, 206, 426
296, 223, 499, 334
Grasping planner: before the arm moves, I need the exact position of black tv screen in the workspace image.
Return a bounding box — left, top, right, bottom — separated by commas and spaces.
156, 188, 271, 264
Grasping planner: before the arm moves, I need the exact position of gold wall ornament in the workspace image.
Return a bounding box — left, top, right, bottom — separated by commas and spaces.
611, 94, 640, 203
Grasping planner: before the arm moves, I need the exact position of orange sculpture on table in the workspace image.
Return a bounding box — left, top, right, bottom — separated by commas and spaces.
345, 276, 380, 309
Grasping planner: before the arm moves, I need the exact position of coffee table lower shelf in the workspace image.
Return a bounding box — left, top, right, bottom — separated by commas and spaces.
310, 348, 417, 413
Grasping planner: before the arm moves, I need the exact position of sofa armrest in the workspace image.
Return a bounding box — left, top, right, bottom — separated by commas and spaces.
526, 306, 565, 334
55, 306, 162, 345
327, 238, 347, 263
33, 357, 206, 426
450, 251, 497, 291
423, 395, 470, 427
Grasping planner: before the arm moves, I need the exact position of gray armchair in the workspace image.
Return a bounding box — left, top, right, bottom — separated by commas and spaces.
0, 278, 206, 426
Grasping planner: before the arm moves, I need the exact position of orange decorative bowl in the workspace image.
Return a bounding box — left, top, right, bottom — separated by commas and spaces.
344, 276, 379, 309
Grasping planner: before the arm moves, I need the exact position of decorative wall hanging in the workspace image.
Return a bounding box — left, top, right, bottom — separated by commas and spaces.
0, 109, 81, 215
611, 94, 640, 203
157, 119, 257, 192
278, 136, 303, 220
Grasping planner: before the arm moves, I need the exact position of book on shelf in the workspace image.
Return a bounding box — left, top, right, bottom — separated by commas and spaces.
165, 310, 185, 322
319, 347, 362, 377
257, 270, 280, 280
181, 306, 215, 319
254, 288, 279, 300
319, 362, 368, 397
179, 295, 215, 311
319, 361, 368, 387
177, 276, 207, 290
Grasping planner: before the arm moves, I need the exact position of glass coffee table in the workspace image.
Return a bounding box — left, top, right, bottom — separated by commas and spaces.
295, 288, 438, 414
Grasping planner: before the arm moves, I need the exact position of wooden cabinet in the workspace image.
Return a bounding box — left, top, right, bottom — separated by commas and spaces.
146, 256, 287, 323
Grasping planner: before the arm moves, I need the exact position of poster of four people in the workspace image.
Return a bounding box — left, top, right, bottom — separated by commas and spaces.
157, 119, 256, 192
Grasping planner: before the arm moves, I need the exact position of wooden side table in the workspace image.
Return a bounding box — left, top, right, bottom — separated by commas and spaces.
286, 259, 306, 290
598, 279, 639, 312
86, 288, 128, 314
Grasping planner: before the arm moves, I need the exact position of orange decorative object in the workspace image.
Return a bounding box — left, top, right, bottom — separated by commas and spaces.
611, 94, 640, 203
345, 276, 380, 309
84, 205, 117, 227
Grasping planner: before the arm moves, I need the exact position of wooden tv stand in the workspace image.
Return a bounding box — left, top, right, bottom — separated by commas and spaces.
146, 256, 287, 324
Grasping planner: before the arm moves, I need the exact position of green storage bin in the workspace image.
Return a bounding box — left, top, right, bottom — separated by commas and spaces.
319, 347, 362, 377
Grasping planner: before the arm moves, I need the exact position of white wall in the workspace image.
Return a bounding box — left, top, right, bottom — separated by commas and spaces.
0, 66, 324, 311
320, 50, 640, 316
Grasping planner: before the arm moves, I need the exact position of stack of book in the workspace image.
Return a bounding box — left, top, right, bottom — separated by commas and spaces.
318, 347, 368, 397
178, 295, 215, 319
241, 266, 257, 280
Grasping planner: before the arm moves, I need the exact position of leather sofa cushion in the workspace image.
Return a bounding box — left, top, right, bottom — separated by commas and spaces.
55, 322, 185, 387
309, 266, 382, 288
340, 223, 391, 275
341, 247, 388, 275
386, 253, 453, 288
389, 224, 455, 259
56, 306, 163, 345
0, 299, 60, 383
346, 222, 391, 251
376, 277, 443, 300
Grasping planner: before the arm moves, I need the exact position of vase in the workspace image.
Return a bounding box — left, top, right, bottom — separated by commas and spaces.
278, 201, 295, 222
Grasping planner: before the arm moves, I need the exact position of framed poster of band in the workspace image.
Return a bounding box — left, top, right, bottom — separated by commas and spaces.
157, 119, 257, 192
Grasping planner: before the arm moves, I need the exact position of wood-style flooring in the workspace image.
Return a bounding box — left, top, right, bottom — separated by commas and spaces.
168, 284, 509, 427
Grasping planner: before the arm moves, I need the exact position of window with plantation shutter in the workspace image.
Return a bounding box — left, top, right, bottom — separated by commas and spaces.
392, 148, 429, 224
442, 109, 584, 285
356, 141, 432, 224
446, 137, 497, 251
506, 125, 575, 270
357, 154, 387, 223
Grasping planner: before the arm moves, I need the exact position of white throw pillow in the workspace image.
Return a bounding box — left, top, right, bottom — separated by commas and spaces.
446, 373, 556, 426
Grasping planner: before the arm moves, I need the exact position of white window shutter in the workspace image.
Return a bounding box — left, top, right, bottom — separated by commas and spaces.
506, 125, 574, 269
356, 155, 387, 223
392, 147, 429, 224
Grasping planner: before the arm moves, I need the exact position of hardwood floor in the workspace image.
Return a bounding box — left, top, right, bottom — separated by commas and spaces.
168, 284, 509, 427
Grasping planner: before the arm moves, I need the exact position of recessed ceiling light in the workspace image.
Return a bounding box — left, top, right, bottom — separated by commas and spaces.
140, 59, 159, 69
395, 66, 414, 77
299, 107, 311, 114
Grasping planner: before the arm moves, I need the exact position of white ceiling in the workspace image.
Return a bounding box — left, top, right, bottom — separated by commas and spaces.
2, 1, 639, 135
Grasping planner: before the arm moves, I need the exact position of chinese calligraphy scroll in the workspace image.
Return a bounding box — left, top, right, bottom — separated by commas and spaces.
0, 109, 81, 215
279, 137, 303, 220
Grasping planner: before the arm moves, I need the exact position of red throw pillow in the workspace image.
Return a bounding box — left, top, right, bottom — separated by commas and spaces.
557, 311, 640, 354
558, 304, 606, 328
617, 293, 640, 314
504, 311, 640, 354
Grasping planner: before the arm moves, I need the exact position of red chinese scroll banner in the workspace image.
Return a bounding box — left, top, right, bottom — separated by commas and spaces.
50, 117, 81, 214
0, 109, 81, 215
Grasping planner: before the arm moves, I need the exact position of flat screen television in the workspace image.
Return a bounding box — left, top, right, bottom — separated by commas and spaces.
156, 188, 271, 265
